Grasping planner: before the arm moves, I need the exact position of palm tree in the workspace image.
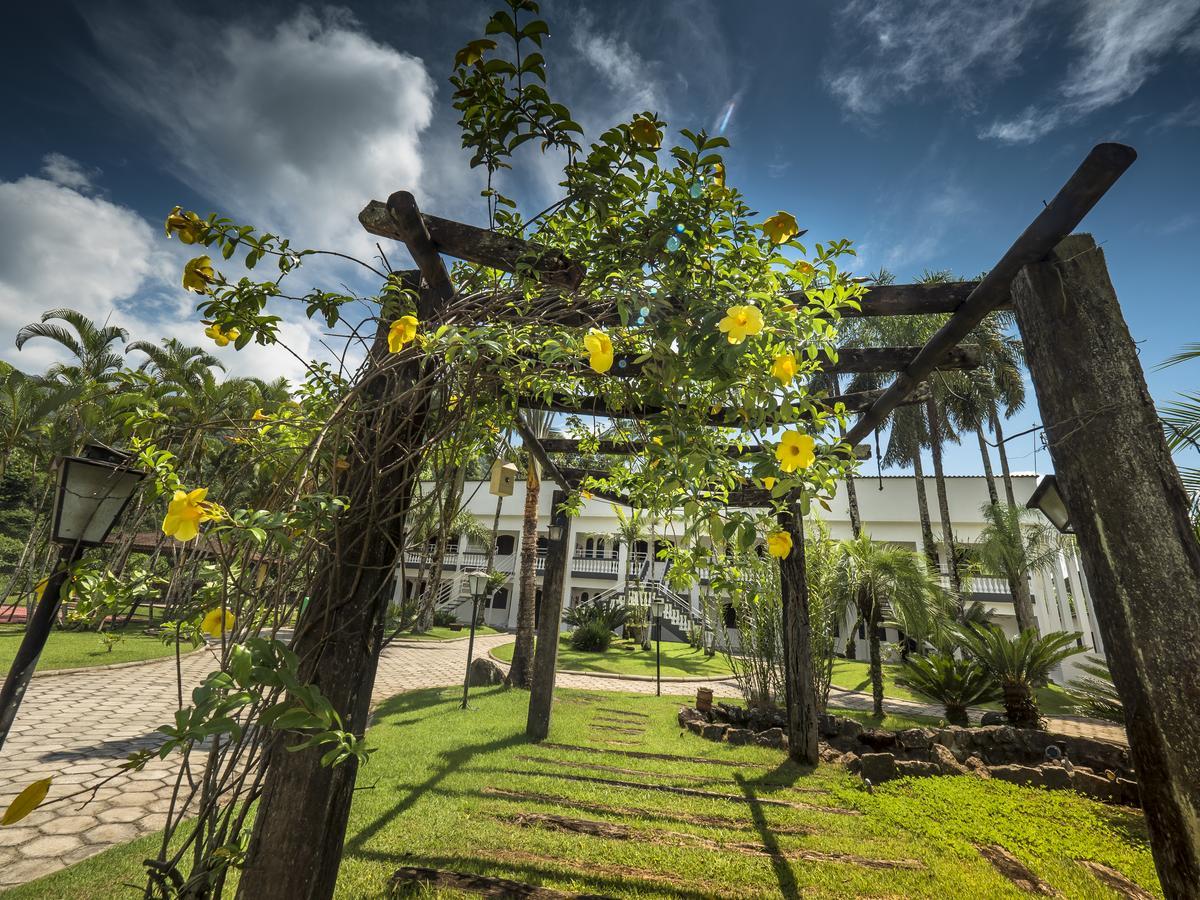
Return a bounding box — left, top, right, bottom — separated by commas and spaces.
955, 624, 1083, 728
831, 532, 953, 716
508, 408, 553, 688
0, 365, 80, 480
1066, 656, 1124, 725
125, 338, 224, 392
975, 502, 1062, 635
897, 653, 1001, 726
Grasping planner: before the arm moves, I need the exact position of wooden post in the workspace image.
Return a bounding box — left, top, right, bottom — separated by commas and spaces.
1011, 233, 1200, 897
526, 490, 570, 741
777, 497, 818, 766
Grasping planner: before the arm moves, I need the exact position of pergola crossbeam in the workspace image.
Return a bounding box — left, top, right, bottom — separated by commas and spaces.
537, 437, 871, 461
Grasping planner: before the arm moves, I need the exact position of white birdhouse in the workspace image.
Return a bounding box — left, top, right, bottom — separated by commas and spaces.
489, 460, 518, 497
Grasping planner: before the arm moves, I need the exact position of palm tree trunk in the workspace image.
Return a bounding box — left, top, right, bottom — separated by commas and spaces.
866, 600, 884, 717
1007, 568, 1039, 636
507, 460, 540, 688
925, 397, 962, 605
845, 475, 863, 537
977, 427, 999, 506
911, 449, 938, 568
991, 411, 1018, 509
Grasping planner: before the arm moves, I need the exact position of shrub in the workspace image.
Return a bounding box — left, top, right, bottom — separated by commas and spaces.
432, 610, 457, 628
956, 624, 1083, 728
1067, 655, 1124, 724
564, 599, 630, 633
569, 620, 613, 652
897, 653, 1001, 726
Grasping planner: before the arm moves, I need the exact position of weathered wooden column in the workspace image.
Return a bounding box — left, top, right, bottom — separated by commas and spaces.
526, 489, 570, 740
1012, 233, 1200, 898
777, 496, 818, 766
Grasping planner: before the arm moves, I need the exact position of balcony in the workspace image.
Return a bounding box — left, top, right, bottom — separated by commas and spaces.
571, 555, 619, 578
401, 550, 516, 574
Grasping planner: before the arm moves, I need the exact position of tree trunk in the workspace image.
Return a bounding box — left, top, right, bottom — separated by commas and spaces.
925, 397, 962, 606
777, 496, 818, 766
238, 302, 432, 900
845, 475, 863, 536
977, 427, 999, 506
945, 703, 968, 728
1007, 567, 1039, 635
991, 411, 1019, 509
507, 459, 540, 688
1012, 233, 1200, 897
527, 490, 569, 740
866, 601, 883, 717
911, 447, 938, 568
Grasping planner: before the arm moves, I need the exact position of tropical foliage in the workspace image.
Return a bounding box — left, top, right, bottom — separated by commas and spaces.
897, 653, 1001, 727
956, 624, 1083, 728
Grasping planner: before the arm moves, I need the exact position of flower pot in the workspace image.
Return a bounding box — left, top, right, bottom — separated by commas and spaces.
449, 623, 463, 632
696, 688, 714, 712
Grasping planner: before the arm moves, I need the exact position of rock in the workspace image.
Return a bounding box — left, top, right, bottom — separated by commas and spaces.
1116, 778, 1141, 807
818, 743, 844, 764
859, 729, 898, 751
1071, 769, 1121, 803
838, 718, 865, 741
724, 728, 755, 746
858, 752, 898, 784
818, 714, 842, 739
700, 723, 728, 742
897, 728, 933, 751
988, 764, 1045, 788
895, 760, 942, 779
678, 706, 708, 729
1037, 764, 1073, 791
844, 753, 862, 774
754, 727, 786, 749
932, 743, 970, 776
468, 657, 505, 686
685, 719, 705, 736
936, 726, 972, 756
980, 710, 1007, 727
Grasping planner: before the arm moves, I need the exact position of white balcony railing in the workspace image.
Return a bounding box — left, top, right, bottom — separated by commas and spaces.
571, 555, 620, 576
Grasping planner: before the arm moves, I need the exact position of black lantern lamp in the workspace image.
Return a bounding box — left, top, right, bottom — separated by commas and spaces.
1027, 474, 1074, 534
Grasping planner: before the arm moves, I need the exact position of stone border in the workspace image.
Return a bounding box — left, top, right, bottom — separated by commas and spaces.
487, 646, 736, 683
30, 642, 210, 679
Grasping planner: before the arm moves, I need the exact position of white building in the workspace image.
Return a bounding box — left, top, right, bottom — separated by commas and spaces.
396, 474, 1104, 676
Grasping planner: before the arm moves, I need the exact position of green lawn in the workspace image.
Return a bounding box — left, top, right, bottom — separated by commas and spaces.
389, 624, 503, 642
0, 623, 179, 672
492, 636, 735, 678
832, 659, 1079, 716
8, 687, 1160, 899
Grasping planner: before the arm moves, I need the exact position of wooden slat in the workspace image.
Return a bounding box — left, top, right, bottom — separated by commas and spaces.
538, 438, 871, 461
360, 198, 585, 290
810, 281, 994, 318
843, 143, 1137, 447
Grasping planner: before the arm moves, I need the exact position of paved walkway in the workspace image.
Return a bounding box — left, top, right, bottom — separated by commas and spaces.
0, 633, 1124, 889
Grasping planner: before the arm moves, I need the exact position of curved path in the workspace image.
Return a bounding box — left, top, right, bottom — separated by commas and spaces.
0, 632, 1123, 889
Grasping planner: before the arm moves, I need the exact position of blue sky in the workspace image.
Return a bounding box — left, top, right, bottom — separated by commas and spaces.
2, 0, 1198, 476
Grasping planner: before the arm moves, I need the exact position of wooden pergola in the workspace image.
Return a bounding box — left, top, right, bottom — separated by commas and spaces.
245, 141, 1200, 898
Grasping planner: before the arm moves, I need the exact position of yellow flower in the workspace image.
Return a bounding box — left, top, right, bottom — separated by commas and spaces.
583, 328, 614, 373
775, 431, 816, 473
162, 487, 212, 542
766, 531, 793, 559
33, 577, 48, 602
581, 490, 594, 500
717, 305, 764, 345
762, 211, 800, 245
201, 608, 236, 638
164, 207, 203, 244
251, 408, 268, 422
388, 315, 419, 353
761, 477, 777, 490
183, 256, 215, 293
795, 260, 816, 277
629, 116, 660, 148
771, 354, 798, 385
1, 778, 52, 826
204, 323, 239, 347
713, 162, 726, 186
651, 436, 663, 446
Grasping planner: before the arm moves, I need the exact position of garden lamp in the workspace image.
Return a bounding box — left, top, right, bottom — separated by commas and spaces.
461, 570, 489, 709
547, 523, 564, 542
0, 443, 147, 750
651, 598, 665, 697
1027, 474, 1074, 534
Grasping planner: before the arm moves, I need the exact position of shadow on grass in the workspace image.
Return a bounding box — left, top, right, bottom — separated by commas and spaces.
735, 765, 802, 899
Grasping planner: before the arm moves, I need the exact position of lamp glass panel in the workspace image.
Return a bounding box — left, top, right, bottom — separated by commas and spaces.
1039, 488, 1072, 533
54, 459, 143, 545
467, 571, 487, 596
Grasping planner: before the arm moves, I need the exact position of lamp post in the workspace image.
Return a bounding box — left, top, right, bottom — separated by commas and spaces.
651, 598, 664, 697
1026, 474, 1074, 533
0, 444, 145, 749
461, 569, 489, 710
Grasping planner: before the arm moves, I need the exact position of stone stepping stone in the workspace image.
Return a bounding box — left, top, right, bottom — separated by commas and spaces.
976, 845, 1058, 896
1076, 860, 1155, 900
515, 754, 717, 784
595, 708, 649, 720
389, 865, 609, 898
541, 742, 770, 769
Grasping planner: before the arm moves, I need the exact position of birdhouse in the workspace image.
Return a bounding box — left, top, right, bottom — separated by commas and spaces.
489, 460, 518, 497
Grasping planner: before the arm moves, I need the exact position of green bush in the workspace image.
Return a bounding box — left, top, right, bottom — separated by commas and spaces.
432, 610, 457, 628
569, 619, 613, 652
564, 599, 630, 633
897, 653, 1001, 726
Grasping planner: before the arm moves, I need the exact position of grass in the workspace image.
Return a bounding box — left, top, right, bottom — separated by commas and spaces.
832, 659, 1079, 717
8, 686, 1160, 899
0, 623, 178, 672
389, 624, 503, 642
491, 636, 735, 678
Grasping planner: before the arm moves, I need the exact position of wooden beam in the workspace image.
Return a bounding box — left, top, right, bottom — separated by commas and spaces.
384, 193, 457, 304
538, 438, 871, 461
807, 281, 998, 318
843, 142, 1138, 448
1012, 232, 1200, 895
513, 417, 629, 506
778, 495, 819, 765
360, 198, 585, 290
526, 489, 570, 741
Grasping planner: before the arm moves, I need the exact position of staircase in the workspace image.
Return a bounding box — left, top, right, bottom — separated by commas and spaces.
573, 572, 701, 638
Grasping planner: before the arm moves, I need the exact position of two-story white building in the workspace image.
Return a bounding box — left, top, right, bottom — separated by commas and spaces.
395, 473, 1104, 674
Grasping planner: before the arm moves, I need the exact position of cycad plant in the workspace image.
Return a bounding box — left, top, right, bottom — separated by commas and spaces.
1066, 656, 1125, 725
956, 624, 1083, 728
897, 653, 1000, 726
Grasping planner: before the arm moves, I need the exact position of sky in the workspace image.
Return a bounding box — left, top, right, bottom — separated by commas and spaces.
2, 0, 1198, 477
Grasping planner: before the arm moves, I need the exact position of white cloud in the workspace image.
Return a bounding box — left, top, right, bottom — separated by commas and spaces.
982, 0, 1200, 142
40, 153, 98, 193
823, 0, 1046, 118
82, 7, 436, 255
570, 21, 664, 116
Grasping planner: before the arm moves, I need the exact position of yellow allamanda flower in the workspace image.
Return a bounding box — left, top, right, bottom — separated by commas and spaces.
201, 608, 236, 638
772, 354, 798, 385
766, 531, 793, 559
251, 408, 269, 422
629, 116, 660, 148
775, 430, 816, 473
761, 477, 777, 490
388, 315, 419, 352
183, 256, 215, 293
204, 323, 239, 347
762, 211, 800, 245
164, 207, 203, 244
717, 305, 764, 345
583, 328, 614, 373
162, 487, 219, 542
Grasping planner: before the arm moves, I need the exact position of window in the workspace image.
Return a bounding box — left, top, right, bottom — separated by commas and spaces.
857, 622, 866, 640
536, 537, 548, 553
584, 537, 595, 558
496, 534, 515, 555
723, 603, 737, 629
579, 591, 590, 604
490, 588, 509, 610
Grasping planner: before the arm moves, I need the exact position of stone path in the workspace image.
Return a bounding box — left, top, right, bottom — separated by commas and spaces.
0, 633, 1125, 889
